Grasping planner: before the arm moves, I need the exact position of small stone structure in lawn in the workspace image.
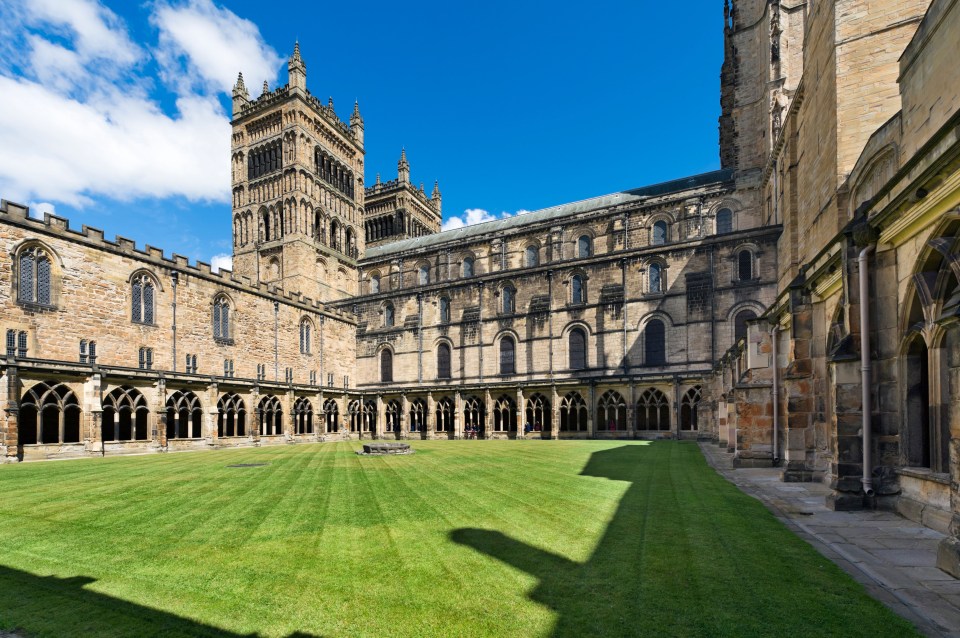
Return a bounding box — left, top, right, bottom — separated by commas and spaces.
358, 442, 413, 455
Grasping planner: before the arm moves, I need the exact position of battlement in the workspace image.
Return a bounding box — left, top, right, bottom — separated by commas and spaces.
0, 199, 354, 323
233, 84, 358, 146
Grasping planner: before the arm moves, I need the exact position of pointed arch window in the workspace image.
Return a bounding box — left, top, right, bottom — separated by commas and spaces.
645, 319, 666, 365
131, 273, 155, 324
560, 392, 588, 432
437, 343, 452, 379
637, 388, 671, 430
499, 336, 516, 375
300, 319, 311, 354
680, 386, 702, 431
418, 264, 430, 286
18, 246, 53, 306
293, 397, 313, 434
381, 348, 394, 383
18, 381, 81, 444
258, 395, 283, 436
370, 274, 381, 294
213, 296, 231, 341
597, 390, 627, 431
435, 397, 454, 432
569, 327, 587, 370
493, 395, 517, 432
462, 257, 475, 278
217, 393, 246, 437
166, 391, 203, 439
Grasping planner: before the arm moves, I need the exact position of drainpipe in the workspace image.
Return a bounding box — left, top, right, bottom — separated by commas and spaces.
859, 245, 876, 497
771, 324, 780, 465
171, 271, 179, 372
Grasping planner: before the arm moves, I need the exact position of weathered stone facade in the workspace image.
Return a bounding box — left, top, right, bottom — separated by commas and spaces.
3, 0, 960, 578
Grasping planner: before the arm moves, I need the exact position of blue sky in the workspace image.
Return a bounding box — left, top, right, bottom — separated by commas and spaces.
0, 0, 723, 271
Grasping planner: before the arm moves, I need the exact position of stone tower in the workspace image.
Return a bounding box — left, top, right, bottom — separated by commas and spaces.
230, 43, 365, 302
363, 149, 442, 249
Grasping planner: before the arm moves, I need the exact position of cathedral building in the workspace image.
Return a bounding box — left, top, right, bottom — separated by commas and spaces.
2, 0, 960, 576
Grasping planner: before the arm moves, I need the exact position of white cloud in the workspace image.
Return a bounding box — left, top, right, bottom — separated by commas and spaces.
210, 253, 233, 273
26, 201, 56, 219
0, 0, 280, 206
441, 208, 522, 231
152, 0, 282, 94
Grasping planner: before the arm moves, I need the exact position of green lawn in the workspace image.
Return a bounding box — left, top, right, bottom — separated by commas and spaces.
0, 441, 918, 637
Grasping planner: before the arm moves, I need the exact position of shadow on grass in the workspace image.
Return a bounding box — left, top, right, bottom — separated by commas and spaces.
0, 565, 321, 638
452, 444, 654, 637
451, 443, 917, 638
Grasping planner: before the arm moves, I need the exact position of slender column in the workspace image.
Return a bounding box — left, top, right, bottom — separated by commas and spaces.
516, 387, 525, 438
551, 385, 561, 440
454, 391, 462, 439
376, 395, 384, 440
628, 383, 637, 438
425, 392, 435, 441
484, 389, 493, 439
401, 394, 410, 440
113, 411, 120, 443
588, 384, 596, 438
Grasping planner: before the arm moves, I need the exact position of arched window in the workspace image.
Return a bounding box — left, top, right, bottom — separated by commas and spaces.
370, 273, 381, 294
499, 336, 516, 375
597, 390, 627, 431
439, 297, 450, 323
17, 246, 53, 306
18, 381, 81, 444
293, 397, 313, 435
525, 393, 551, 433
300, 319, 311, 354
165, 391, 203, 440
217, 393, 246, 437
463, 396, 484, 435
437, 343, 452, 379
493, 395, 517, 432
577, 235, 591, 259
649, 263, 664, 293
716, 208, 733, 234
645, 319, 666, 365
525, 245, 539, 268
409, 399, 426, 432
349, 400, 376, 434
386, 400, 401, 433
418, 264, 430, 286
102, 386, 149, 442
213, 296, 230, 340
571, 274, 584, 304
501, 287, 515, 314
738, 250, 753, 280
381, 348, 394, 383
569, 327, 587, 370
680, 386, 702, 431
652, 220, 667, 245
559, 392, 588, 432
432, 397, 452, 433
323, 399, 340, 433
131, 273, 155, 324
384, 303, 395, 327
734, 310, 757, 344
462, 257, 475, 278
258, 395, 283, 436
637, 388, 670, 431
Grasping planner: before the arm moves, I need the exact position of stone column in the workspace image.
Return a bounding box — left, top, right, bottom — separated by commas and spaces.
484, 389, 493, 439
401, 394, 410, 440
425, 392, 435, 440
282, 389, 295, 440
454, 391, 462, 439
206, 383, 219, 444
314, 391, 323, 441
627, 383, 636, 439
587, 384, 596, 438
551, 385, 560, 440
516, 387, 524, 439
937, 325, 960, 577
376, 395, 384, 440
249, 387, 261, 445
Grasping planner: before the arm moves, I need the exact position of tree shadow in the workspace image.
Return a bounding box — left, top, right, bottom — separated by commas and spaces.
0, 565, 321, 638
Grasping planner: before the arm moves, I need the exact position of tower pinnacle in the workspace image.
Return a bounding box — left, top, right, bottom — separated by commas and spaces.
398, 148, 410, 183
288, 41, 306, 91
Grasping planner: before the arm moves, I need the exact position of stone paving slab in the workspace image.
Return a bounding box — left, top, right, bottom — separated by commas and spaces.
699, 442, 960, 638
